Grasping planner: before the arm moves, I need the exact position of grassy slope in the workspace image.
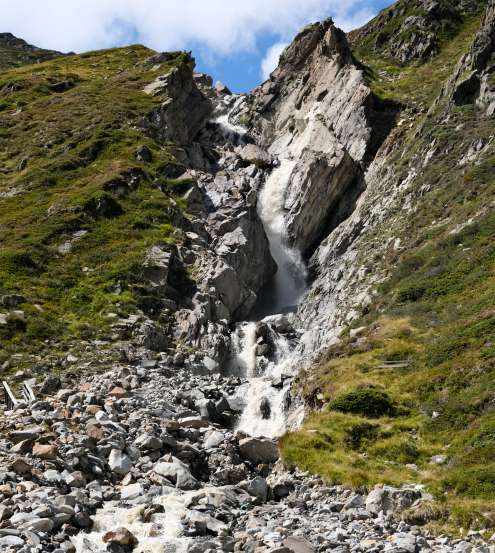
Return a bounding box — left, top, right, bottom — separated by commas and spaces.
0, 46, 190, 366
281, 7, 495, 534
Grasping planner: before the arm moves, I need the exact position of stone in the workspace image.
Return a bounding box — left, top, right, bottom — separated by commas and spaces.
44, 469, 64, 483
239, 437, 279, 464
204, 431, 225, 449
109, 386, 129, 399
153, 461, 197, 490
366, 485, 421, 516
103, 527, 138, 546
391, 534, 417, 553
240, 144, 273, 168
429, 454, 448, 465
0, 506, 13, 521
136, 145, 153, 162
9, 429, 40, 443
135, 434, 162, 451
120, 483, 144, 500
108, 449, 133, 476
11, 457, 32, 474
11, 439, 33, 453
283, 537, 315, 553
0, 535, 24, 548
245, 476, 268, 502
65, 471, 86, 488
40, 375, 62, 395
22, 517, 54, 532
33, 442, 58, 460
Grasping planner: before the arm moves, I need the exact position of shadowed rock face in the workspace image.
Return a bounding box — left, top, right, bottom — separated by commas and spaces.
444, 0, 495, 112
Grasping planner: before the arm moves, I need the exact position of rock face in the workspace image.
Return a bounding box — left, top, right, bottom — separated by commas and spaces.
443, 0, 495, 112
350, 0, 485, 64
243, 19, 398, 255
142, 60, 213, 144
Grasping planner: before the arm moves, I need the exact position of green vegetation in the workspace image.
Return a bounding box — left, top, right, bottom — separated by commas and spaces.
329, 389, 395, 417
0, 45, 191, 364
352, 8, 483, 108
282, 4, 495, 535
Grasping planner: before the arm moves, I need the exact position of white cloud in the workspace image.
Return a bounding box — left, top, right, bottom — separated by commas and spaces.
1, 0, 375, 55
261, 42, 288, 81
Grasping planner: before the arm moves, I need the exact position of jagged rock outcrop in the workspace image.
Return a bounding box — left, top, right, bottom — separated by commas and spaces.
350, 0, 485, 64
243, 19, 397, 255
295, 0, 495, 359
443, 0, 495, 112
142, 61, 213, 144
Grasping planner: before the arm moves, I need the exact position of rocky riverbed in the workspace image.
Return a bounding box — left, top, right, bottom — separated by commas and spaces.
0, 363, 492, 553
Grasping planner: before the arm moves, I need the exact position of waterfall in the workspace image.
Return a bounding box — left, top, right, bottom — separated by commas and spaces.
236, 324, 294, 438
256, 159, 307, 315
229, 321, 258, 377
230, 155, 308, 438
214, 96, 247, 144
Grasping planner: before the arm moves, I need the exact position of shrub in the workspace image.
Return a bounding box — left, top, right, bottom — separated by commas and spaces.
329, 389, 395, 418
344, 422, 380, 449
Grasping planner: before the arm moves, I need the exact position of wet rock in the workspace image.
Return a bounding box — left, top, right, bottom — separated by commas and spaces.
204, 430, 225, 449
103, 527, 138, 547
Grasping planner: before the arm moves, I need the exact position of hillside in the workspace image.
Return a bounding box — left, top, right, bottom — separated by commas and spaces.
0, 1, 494, 551
0, 32, 67, 70
280, 0, 495, 532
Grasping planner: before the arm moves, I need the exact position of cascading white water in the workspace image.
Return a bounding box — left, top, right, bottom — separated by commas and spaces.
236, 325, 293, 438
72, 492, 195, 553
234, 159, 308, 438
229, 321, 258, 377
214, 96, 247, 144
257, 159, 307, 314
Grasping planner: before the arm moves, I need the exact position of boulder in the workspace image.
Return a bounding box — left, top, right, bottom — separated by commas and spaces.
108, 449, 133, 476
283, 537, 315, 553
239, 437, 279, 464
134, 434, 162, 451
240, 144, 272, 168
366, 485, 421, 516
32, 443, 58, 460
153, 460, 197, 490
40, 375, 62, 395
245, 476, 268, 502
103, 527, 138, 547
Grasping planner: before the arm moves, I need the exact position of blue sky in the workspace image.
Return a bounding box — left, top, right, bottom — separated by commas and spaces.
3, 0, 393, 93
195, 0, 392, 92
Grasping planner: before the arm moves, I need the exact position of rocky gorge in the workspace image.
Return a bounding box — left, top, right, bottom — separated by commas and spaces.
1, 0, 495, 550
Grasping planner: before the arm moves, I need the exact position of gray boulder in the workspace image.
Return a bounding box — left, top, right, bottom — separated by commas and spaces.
239, 437, 279, 464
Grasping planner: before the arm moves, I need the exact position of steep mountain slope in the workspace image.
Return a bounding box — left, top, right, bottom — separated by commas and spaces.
277, 0, 495, 530
0, 32, 66, 70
